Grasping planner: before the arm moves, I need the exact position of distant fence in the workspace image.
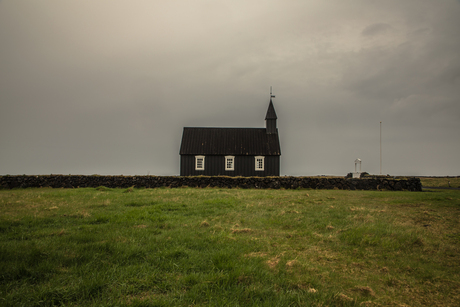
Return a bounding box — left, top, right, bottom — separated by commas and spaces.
0, 175, 422, 191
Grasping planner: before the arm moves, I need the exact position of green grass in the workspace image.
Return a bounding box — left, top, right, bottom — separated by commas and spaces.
419, 177, 460, 188
0, 187, 459, 306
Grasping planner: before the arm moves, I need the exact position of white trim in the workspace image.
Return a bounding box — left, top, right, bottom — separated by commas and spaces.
225, 156, 235, 171
255, 156, 265, 171
195, 155, 205, 170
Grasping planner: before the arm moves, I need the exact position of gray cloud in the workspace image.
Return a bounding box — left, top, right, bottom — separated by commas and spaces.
1, 0, 459, 176
362, 23, 393, 36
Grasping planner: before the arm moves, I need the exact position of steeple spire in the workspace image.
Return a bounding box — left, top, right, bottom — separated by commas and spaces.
265, 86, 278, 134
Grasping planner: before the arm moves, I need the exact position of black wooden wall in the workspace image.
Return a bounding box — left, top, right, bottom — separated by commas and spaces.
180, 155, 280, 177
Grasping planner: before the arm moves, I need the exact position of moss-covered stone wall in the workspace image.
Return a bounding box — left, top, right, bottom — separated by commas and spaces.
0, 175, 422, 191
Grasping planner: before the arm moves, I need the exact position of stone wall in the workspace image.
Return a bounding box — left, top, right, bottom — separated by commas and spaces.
0, 175, 422, 191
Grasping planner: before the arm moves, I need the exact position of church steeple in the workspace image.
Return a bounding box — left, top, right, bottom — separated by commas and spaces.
265, 87, 277, 134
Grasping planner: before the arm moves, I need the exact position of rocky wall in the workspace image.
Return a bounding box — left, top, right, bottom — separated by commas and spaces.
0, 175, 422, 191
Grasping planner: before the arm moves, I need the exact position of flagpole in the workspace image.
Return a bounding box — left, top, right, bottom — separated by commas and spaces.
380, 121, 382, 175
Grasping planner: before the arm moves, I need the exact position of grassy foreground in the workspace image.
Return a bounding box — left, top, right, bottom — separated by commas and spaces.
0, 187, 459, 307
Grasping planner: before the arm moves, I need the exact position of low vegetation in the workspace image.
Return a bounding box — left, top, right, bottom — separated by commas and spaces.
1, 187, 459, 306
419, 177, 460, 188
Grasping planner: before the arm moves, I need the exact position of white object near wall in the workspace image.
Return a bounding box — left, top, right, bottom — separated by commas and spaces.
353, 159, 362, 178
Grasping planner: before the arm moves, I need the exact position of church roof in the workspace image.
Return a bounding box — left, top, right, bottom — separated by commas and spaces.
265, 99, 277, 120
180, 127, 281, 156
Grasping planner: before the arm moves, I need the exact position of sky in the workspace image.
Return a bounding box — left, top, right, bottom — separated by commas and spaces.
1, 0, 459, 177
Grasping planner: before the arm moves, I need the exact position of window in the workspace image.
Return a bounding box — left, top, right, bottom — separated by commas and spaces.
225, 156, 234, 171
195, 156, 205, 170
255, 156, 264, 171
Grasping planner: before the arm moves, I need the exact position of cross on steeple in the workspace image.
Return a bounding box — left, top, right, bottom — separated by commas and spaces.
270, 86, 275, 99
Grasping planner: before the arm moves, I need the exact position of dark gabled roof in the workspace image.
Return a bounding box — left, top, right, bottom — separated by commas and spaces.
265, 99, 277, 120
180, 127, 281, 156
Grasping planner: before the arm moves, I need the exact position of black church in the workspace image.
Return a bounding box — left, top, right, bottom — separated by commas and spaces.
179, 95, 281, 177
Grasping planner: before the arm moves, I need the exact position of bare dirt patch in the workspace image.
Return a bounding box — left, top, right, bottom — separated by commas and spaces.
336, 293, 354, 303
286, 259, 299, 269
266, 257, 280, 269
200, 220, 210, 227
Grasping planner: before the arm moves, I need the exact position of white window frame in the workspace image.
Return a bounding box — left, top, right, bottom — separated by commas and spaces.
195, 155, 205, 171
255, 156, 265, 171
225, 156, 235, 171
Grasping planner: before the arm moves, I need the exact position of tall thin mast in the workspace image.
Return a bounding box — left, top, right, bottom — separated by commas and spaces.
380, 121, 382, 175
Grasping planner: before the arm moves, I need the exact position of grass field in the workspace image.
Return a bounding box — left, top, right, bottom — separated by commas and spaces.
1, 187, 459, 306
418, 177, 460, 188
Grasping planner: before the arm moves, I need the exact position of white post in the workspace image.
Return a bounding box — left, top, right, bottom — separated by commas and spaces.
353, 159, 361, 178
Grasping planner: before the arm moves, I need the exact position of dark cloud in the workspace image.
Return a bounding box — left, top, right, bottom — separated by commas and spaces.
1, 0, 459, 176
362, 23, 393, 36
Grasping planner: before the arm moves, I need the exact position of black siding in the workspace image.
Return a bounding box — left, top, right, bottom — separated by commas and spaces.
180, 155, 280, 177
266, 119, 276, 134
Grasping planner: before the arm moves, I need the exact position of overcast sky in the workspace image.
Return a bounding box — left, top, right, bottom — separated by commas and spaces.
1, 0, 459, 176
